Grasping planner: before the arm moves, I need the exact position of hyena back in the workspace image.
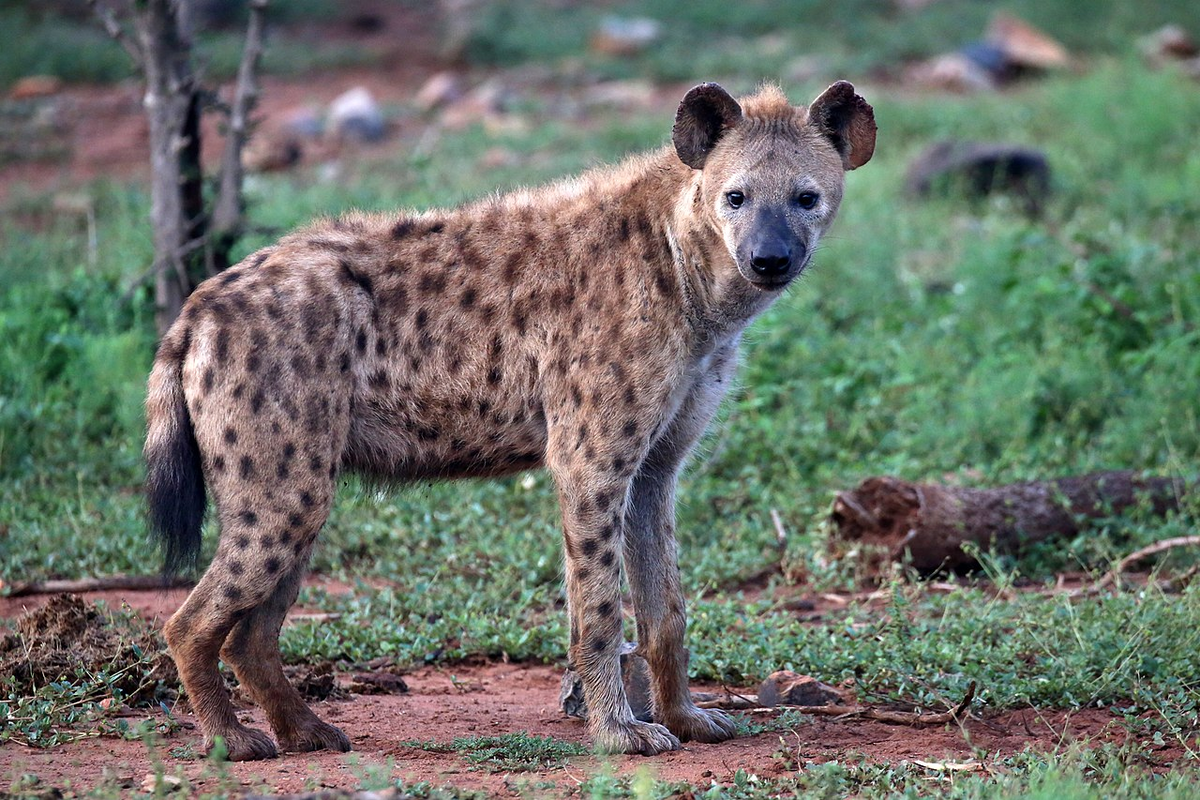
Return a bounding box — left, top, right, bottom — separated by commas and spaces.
145, 81, 875, 761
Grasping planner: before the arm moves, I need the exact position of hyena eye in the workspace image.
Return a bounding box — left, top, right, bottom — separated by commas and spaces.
726, 191, 745, 209
795, 191, 819, 210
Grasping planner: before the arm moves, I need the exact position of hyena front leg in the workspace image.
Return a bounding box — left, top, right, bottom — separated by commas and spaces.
548, 411, 681, 756
624, 351, 738, 743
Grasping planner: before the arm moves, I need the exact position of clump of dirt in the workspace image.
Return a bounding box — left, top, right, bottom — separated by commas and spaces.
0, 593, 176, 704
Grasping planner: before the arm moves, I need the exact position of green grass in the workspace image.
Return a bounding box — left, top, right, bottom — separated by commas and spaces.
402, 733, 589, 772
2, 0, 1200, 796
0, 1, 375, 91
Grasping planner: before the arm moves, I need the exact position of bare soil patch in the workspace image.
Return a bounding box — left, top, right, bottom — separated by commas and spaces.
0, 584, 1181, 796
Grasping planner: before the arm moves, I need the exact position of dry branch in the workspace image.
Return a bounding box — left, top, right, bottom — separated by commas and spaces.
696, 682, 977, 727
208, 0, 268, 274
5, 575, 194, 597
831, 471, 1188, 572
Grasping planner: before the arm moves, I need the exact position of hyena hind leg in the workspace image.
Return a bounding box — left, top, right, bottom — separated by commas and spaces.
220, 545, 351, 755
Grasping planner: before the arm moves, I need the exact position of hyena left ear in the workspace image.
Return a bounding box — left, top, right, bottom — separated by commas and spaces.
673, 83, 744, 169
807, 81, 877, 170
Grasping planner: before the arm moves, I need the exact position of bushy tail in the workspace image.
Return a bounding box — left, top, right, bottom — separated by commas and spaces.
144, 335, 207, 575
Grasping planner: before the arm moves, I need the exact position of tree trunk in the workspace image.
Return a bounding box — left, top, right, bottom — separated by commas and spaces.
136, 0, 207, 335
831, 471, 1187, 572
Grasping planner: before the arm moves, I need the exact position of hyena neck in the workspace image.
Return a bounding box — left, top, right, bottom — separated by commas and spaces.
660, 163, 778, 351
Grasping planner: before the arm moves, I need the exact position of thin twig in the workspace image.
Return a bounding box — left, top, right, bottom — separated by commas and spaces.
1088, 535, 1200, 594
694, 681, 977, 727
5, 575, 194, 597
86, 0, 145, 67
208, 0, 268, 272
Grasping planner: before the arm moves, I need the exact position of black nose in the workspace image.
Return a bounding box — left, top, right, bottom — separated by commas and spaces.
750, 250, 791, 277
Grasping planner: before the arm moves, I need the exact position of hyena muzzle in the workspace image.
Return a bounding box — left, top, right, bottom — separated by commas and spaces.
145, 80, 875, 761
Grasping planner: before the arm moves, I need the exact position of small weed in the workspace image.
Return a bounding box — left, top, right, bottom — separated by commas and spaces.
405, 732, 588, 772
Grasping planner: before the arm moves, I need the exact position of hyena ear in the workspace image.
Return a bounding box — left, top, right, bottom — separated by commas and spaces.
672, 82, 743, 169
807, 81, 877, 171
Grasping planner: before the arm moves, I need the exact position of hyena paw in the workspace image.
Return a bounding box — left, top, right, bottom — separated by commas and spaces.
278, 719, 352, 754
209, 725, 278, 761
663, 705, 739, 744
593, 719, 682, 756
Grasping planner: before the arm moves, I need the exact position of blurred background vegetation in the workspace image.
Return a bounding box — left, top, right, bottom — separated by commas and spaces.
0, 0, 1198, 791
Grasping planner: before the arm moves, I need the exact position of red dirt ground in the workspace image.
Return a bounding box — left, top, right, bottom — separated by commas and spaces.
0, 584, 1176, 797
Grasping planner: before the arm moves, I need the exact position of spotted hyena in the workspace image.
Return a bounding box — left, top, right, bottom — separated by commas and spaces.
145, 81, 875, 761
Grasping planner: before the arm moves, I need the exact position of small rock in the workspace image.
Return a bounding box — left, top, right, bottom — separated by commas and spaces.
415, 71, 465, 113
1139, 25, 1198, 67
287, 662, 345, 701
560, 641, 652, 722
906, 53, 997, 92
583, 80, 656, 110
346, 671, 409, 695
281, 105, 324, 140
756, 671, 843, 707
985, 13, 1070, 71
590, 16, 661, 57
328, 87, 387, 143
9, 75, 63, 100
906, 140, 1051, 216
140, 773, 182, 793
242, 131, 302, 172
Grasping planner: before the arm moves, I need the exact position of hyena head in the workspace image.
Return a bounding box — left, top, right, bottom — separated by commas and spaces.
672, 81, 876, 290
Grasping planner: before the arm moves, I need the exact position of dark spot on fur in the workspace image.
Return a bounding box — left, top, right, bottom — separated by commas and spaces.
370, 369, 390, 390
582, 539, 599, 557
213, 455, 226, 473
288, 512, 304, 528
229, 561, 244, 576
392, 218, 416, 239
611, 457, 626, 473
355, 328, 368, 353
239, 455, 255, 479
276, 461, 290, 479
234, 535, 250, 549
214, 329, 230, 365
238, 510, 258, 526
460, 287, 477, 309
223, 585, 242, 601
251, 389, 266, 414
415, 308, 429, 330
426, 221, 445, 235
487, 366, 503, 386
417, 426, 440, 442
600, 550, 616, 568
623, 419, 638, 438
375, 338, 388, 357
339, 352, 351, 373
618, 218, 630, 241
224, 427, 238, 444
282, 442, 296, 461
265, 557, 281, 574
309, 454, 324, 474
291, 354, 310, 377
596, 600, 614, 618
587, 633, 608, 655
419, 272, 447, 294
202, 368, 215, 394
300, 491, 314, 509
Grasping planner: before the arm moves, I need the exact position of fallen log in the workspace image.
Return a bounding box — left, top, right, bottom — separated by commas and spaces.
831, 471, 1187, 572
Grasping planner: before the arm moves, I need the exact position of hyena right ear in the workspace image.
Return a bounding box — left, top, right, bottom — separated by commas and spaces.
673, 83, 743, 169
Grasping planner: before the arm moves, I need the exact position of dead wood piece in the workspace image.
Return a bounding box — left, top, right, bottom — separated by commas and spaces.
832, 471, 1188, 572
5, 575, 194, 597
